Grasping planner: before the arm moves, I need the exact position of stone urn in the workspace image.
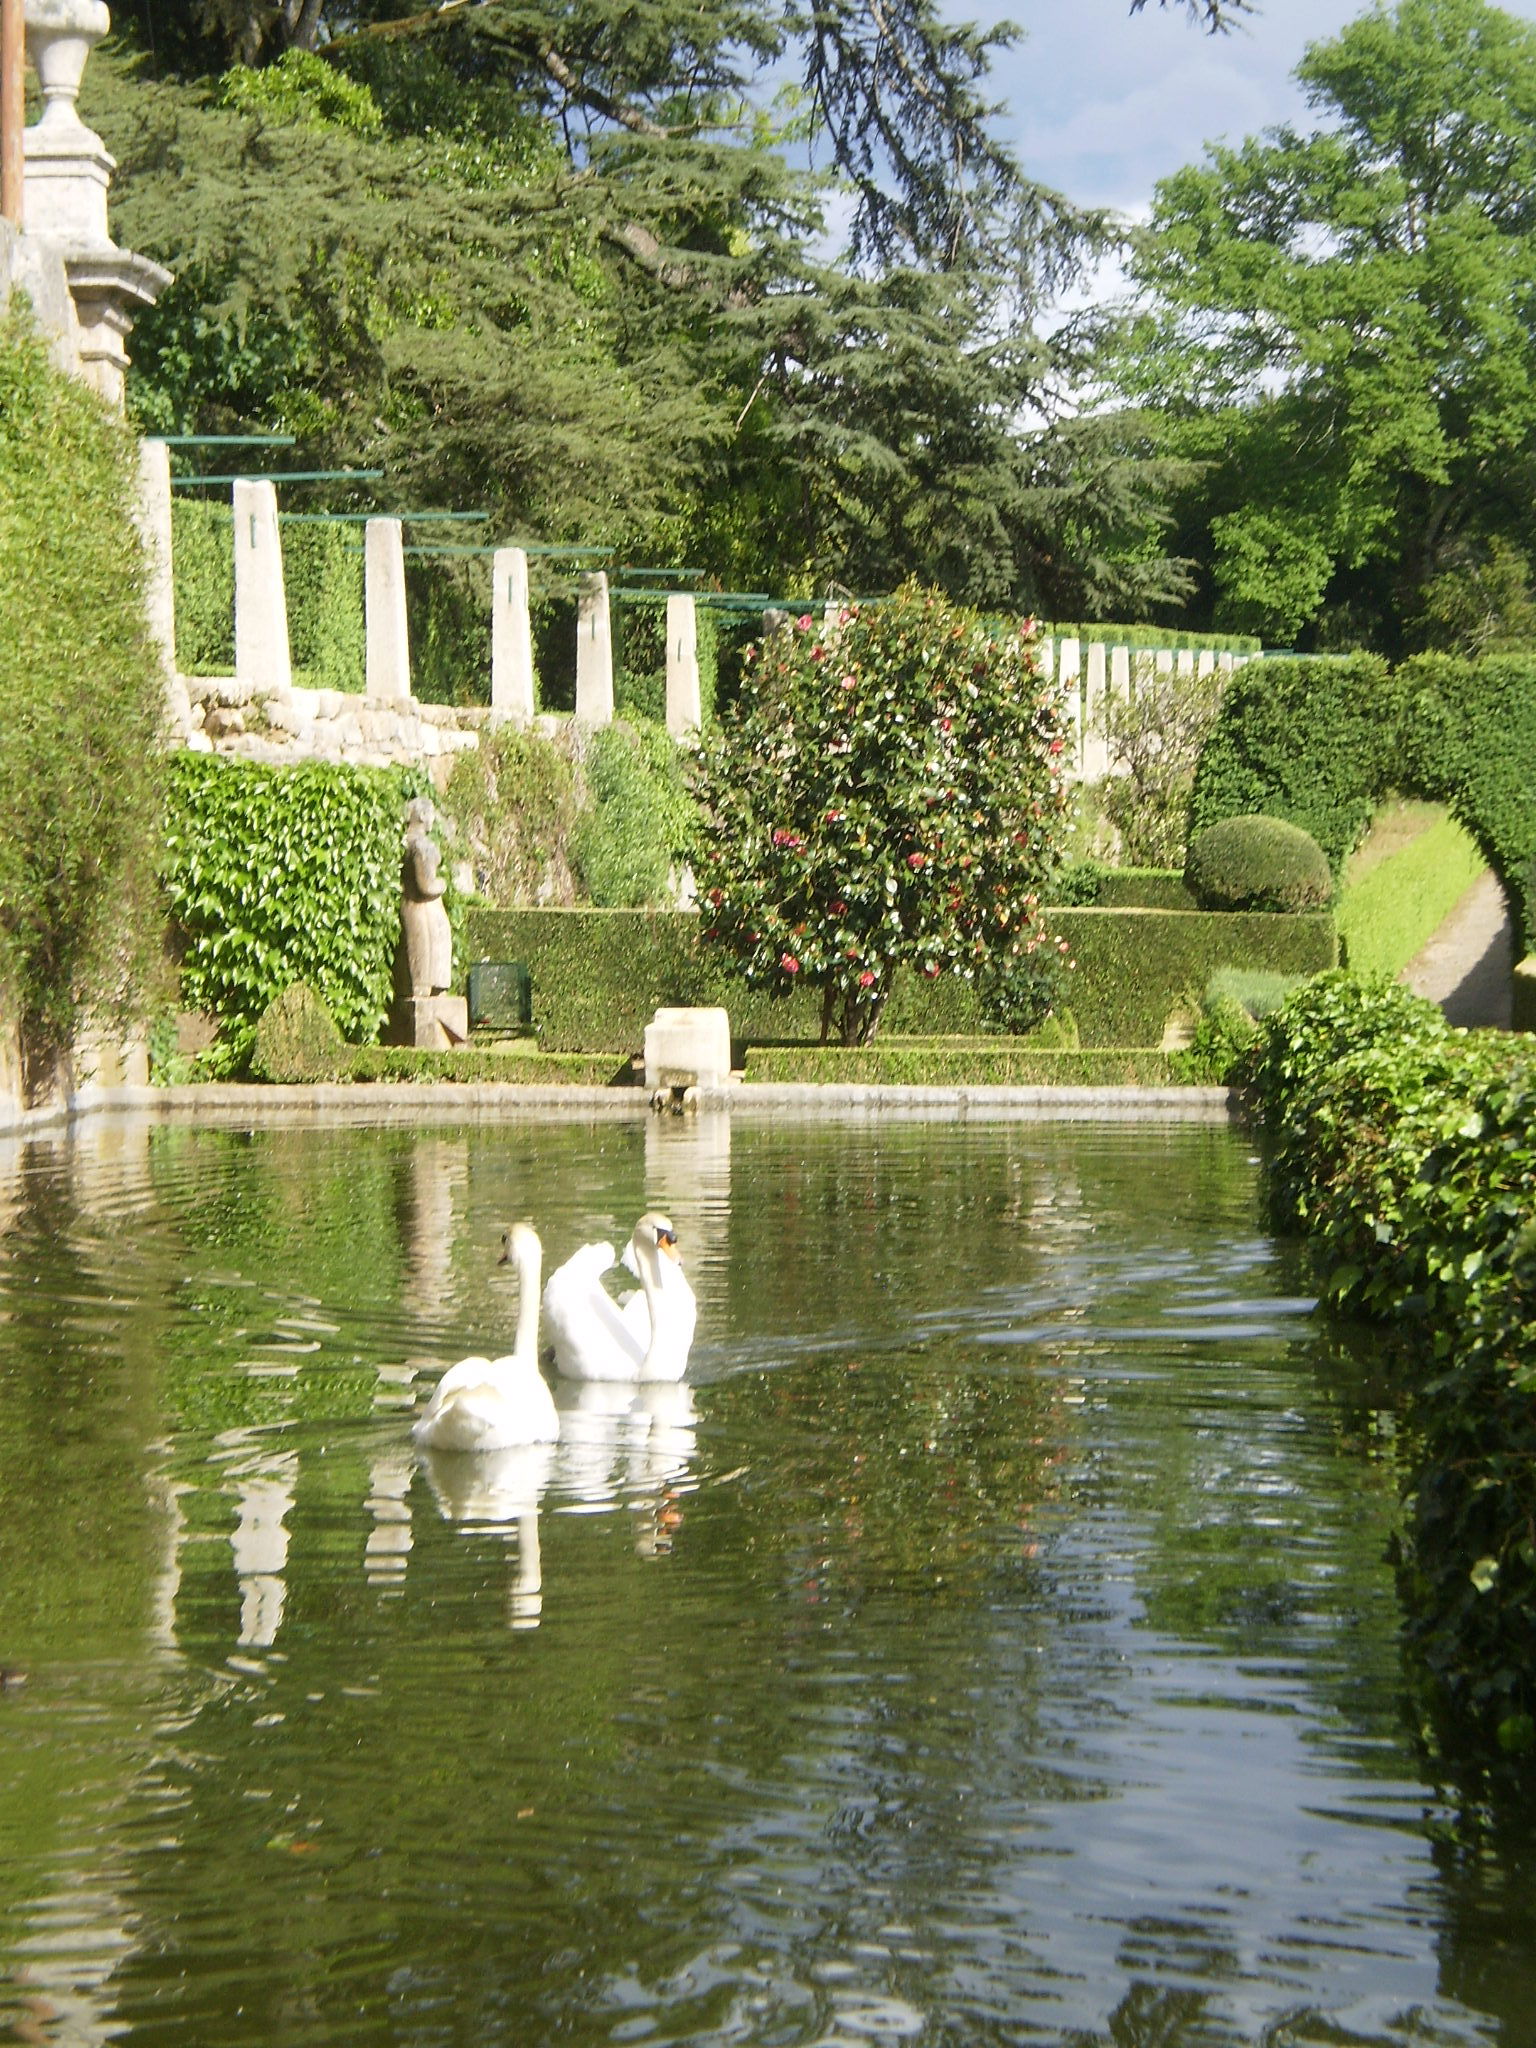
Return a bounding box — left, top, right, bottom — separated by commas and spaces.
23, 0, 111, 143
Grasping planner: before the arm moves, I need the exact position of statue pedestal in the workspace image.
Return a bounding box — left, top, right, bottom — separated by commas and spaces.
391, 995, 468, 1050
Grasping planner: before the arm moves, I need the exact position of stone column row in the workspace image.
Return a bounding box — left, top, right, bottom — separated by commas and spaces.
141, 470, 708, 740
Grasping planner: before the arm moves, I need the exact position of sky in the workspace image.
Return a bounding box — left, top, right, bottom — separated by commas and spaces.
980, 0, 1536, 220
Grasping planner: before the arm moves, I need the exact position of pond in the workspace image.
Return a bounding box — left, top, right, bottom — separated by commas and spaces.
0, 1107, 1532, 2048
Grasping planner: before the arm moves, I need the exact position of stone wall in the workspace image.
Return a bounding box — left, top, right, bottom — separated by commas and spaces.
184, 673, 492, 772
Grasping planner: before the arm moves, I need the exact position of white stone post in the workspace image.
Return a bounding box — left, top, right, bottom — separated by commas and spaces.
666, 593, 702, 740
575, 569, 614, 725
365, 516, 411, 701
1056, 634, 1082, 777
1196, 648, 1215, 679
1036, 635, 1055, 684
135, 436, 193, 734
1176, 648, 1195, 677
491, 545, 536, 723
1081, 640, 1109, 783
233, 477, 291, 695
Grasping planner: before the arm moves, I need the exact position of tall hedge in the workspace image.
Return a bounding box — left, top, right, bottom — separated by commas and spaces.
0, 308, 169, 1089
463, 905, 1336, 1052
1189, 654, 1398, 874
1399, 653, 1536, 953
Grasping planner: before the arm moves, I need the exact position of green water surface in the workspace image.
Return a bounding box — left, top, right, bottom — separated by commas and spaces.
0, 1109, 1529, 2047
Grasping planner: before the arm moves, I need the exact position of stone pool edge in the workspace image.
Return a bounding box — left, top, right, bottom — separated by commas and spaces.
3, 1081, 1239, 1134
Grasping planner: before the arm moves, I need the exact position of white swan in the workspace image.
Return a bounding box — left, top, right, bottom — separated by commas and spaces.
542, 1211, 697, 1383
412, 1222, 560, 1451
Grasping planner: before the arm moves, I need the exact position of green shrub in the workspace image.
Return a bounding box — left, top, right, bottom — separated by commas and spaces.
163, 753, 427, 1069
1043, 622, 1261, 655
572, 719, 695, 908
1169, 993, 1259, 1084
1190, 653, 1398, 873
171, 498, 234, 675
1205, 968, 1302, 1019
1186, 815, 1333, 914
250, 981, 344, 1082
0, 307, 170, 1090
1049, 863, 1197, 910
443, 721, 581, 905
1243, 973, 1536, 1758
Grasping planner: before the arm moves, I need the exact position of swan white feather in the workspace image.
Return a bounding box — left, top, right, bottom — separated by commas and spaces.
412, 1222, 560, 1451
543, 1211, 696, 1383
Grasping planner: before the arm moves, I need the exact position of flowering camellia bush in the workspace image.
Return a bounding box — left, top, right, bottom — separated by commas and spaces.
690, 583, 1074, 1044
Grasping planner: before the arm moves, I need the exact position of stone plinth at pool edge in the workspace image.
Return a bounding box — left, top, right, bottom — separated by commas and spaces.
644, 1007, 735, 1092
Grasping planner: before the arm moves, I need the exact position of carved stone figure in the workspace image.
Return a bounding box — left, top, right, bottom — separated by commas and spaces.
399, 797, 453, 998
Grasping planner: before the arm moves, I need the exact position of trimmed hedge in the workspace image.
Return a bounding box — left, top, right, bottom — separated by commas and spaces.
743, 1043, 1182, 1085
1044, 622, 1261, 655
1186, 815, 1333, 914
1399, 653, 1536, 953
464, 906, 1338, 1052
1242, 974, 1536, 1759
1190, 653, 1397, 874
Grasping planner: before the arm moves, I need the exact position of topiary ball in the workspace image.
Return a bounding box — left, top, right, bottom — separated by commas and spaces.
251, 982, 344, 1083
1185, 814, 1333, 913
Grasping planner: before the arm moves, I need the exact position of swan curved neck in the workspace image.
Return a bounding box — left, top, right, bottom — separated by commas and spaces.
513, 1239, 542, 1359
634, 1232, 664, 1365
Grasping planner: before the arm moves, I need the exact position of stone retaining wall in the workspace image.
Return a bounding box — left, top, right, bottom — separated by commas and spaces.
184, 674, 493, 770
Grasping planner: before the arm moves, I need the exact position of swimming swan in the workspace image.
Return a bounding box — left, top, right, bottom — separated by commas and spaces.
542, 1211, 696, 1383
412, 1222, 560, 1451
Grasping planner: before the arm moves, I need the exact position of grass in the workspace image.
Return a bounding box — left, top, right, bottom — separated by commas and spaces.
1336, 801, 1488, 979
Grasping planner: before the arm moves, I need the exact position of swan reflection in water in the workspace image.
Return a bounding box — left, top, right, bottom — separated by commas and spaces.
421, 1440, 557, 1629
416, 1380, 699, 1623
554, 1378, 699, 1555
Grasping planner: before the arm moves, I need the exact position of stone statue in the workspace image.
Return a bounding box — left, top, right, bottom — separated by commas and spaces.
399, 796, 453, 998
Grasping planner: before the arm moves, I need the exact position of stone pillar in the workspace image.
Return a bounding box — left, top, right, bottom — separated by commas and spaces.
135, 436, 193, 734
1176, 648, 1195, 677
233, 478, 292, 695
491, 546, 535, 723
21, 0, 170, 408
365, 516, 411, 701
1056, 634, 1082, 776
665, 593, 701, 740
575, 569, 614, 725
1196, 648, 1215, 679
1036, 636, 1054, 684
1081, 639, 1109, 783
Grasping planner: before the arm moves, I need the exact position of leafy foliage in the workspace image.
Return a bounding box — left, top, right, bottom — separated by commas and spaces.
0, 309, 170, 1092
1185, 815, 1333, 914
162, 753, 426, 1069
1243, 973, 1536, 1757
690, 586, 1073, 1045
1098, 656, 1224, 865
1189, 655, 1399, 875
90, 0, 1206, 629
172, 499, 364, 687
571, 720, 695, 909
1106, 0, 1536, 652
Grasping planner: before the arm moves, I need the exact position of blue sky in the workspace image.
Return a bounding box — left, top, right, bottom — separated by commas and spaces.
978, 0, 1536, 218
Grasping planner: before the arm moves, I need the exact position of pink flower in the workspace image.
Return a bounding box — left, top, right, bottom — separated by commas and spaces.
858, 970, 876, 988
829, 898, 847, 914
780, 952, 800, 974
922, 963, 941, 979
797, 614, 814, 630
906, 852, 925, 870
841, 674, 857, 690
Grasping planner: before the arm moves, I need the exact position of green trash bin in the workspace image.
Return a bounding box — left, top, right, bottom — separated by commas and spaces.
467, 960, 535, 1039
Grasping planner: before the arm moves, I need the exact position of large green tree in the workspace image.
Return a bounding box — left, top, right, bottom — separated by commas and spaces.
1105, 0, 1536, 653
94, 0, 1228, 618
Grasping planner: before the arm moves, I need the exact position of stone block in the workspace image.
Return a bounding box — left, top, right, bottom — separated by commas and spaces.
643, 1006, 734, 1091
390, 995, 469, 1050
